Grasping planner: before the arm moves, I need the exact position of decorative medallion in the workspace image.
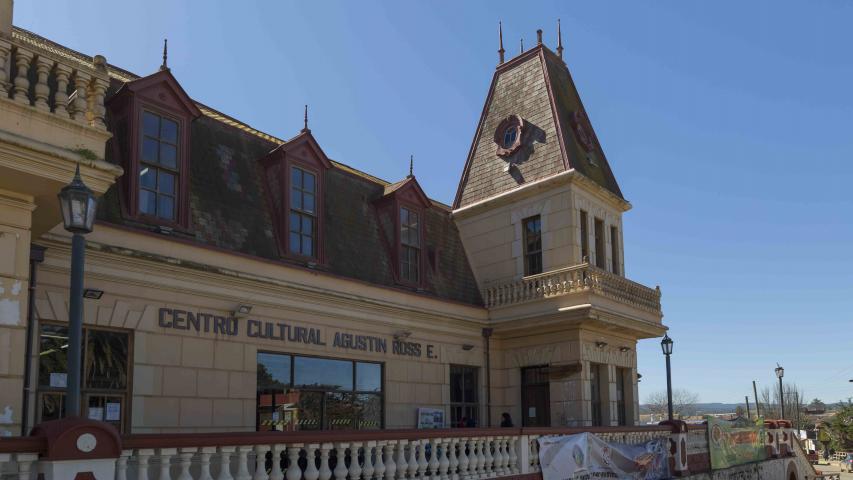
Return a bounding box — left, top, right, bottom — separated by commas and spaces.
76, 432, 97, 453
494, 114, 524, 157
569, 110, 595, 152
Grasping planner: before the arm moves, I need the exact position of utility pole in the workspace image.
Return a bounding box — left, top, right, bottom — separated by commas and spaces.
753, 380, 761, 418
745, 396, 751, 420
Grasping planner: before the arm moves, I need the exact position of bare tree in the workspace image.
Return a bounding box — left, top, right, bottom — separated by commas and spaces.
645, 389, 700, 419
755, 382, 804, 423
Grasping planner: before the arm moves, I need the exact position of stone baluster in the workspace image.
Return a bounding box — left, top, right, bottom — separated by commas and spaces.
13, 453, 37, 480
115, 450, 133, 480
235, 446, 253, 480
383, 441, 397, 480
406, 441, 418, 480
254, 445, 272, 480
319, 443, 333, 480
137, 449, 154, 480
456, 439, 469, 480
362, 442, 376, 480
483, 438, 494, 477
416, 440, 428, 480
395, 440, 409, 480
305, 444, 321, 480
349, 442, 363, 480
270, 445, 286, 480
373, 442, 387, 480
199, 447, 216, 480
89, 76, 109, 129
492, 438, 504, 475
447, 439, 459, 480
53, 63, 73, 118
285, 445, 303, 480
218, 446, 237, 480
33, 55, 52, 111
466, 439, 478, 479
334, 443, 349, 480
428, 438, 440, 480
158, 448, 177, 480
70, 71, 90, 123
438, 438, 450, 480
507, 437, 518, 474
0, 38, 11, 94
12, 47, 33, 104
502, 437, 512, 474
476, 438, 487, 477
177, 448, 197, 480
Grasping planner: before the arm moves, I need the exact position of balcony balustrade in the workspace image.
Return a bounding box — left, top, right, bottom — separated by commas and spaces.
481, 263, 661, 313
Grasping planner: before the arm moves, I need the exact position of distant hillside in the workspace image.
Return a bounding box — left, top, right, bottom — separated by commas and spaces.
640, 403, 741, 414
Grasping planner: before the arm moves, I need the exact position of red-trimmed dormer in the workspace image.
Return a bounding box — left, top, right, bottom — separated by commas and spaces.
107, 68, 202, 231
374, 175, 432, 289
260, 130, 332, 264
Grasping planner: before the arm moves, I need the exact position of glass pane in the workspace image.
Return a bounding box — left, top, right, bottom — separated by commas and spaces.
158, 171, 175, 194
303, 192, 315, 213
400, 208, 408, 225
160, 144, 177, 169
158, 195, 175, 220
291, 188, 302, 210
139, 166, 156, 189
463, 368, 477, 403
84, 329, 128, 390
294, 356, 352, 390
355, 393, 382, 429
301, 215, 313, 234
290, 212, 301, 233
141, 138, 158, 163
289, 233, 301, 254
302, 236, 313, 256
303, 171, 316, 193
139, 189, 156, 215
450, 367, 463, 403
294, 390, 323, 430
39, 324, 69, 387
356, 363, 381, 392
40, 393, 66, 422
291, 167, 302, 189
160, 117, 178, 143
142, 111, 159, 137
257, 353, 291, 390
86, 395, 123, 428
325, 392, 355, 430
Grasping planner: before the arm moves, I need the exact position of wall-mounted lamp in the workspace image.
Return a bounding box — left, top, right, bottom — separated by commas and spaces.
82, 288, 104, 300
462, 344, 475, 351
619, 346, 631, 353
595, 341, 608, 349
233, 304, 253, 318
393, 330, 412, 341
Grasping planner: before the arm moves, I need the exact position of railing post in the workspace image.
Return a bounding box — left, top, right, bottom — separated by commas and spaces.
660, 420, 689, 477
0, 37, 11, 94
517, 435, 530, 474
765, 421, 780, 458
28, 418, 123, 480
12, 47, 33, 105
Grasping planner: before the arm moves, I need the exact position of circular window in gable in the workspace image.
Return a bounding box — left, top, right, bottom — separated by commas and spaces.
494, 114, 524, 157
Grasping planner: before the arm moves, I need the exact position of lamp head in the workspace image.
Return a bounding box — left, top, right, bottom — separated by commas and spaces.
58, 164, 97, 234
660, 333, 673, 355
775, 364, 784, 379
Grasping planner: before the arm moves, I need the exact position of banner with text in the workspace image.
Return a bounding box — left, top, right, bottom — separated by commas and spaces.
706, 416, 766, 470
538, 432, 669, 480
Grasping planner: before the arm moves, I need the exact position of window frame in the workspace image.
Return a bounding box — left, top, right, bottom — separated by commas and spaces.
137, 109, 182, 222
522, 215, 543, 276
579, 210, 590, 262
287, 165, 319, 259
397, 202, 425, 287
590, 362, 604, 427
610, 225, 620, 275
594, 217, 606, 269
449, 365, 480, 428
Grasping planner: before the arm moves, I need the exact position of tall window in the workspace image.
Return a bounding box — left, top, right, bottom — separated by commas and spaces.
523, 215, 543, 275
616, 367, 628, 426
257, 353, 383, 431
140, 111, 179, 220
594, 218, 606, 269
521, 366, 551, 427
590, 363, 603, 426
290, 167, 317, 257
610, 226, 620, 275
579, 210, 589, 262
400, 207, 420, 283
38, 324, 131, 432
450, 365, 479, 427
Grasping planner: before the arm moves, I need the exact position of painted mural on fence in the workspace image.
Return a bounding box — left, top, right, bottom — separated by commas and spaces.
538, 432, 669, 480
706, 416, 767, 470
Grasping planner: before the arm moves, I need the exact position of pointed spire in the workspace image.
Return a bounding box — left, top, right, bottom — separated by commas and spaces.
520, 38, 524, 53
408, 155, 414, 178
537, 29, 543, 45
557, 19, 564, 59
302, 104, 309, 132
498, 21, 505, 65
160, 38, 168, 71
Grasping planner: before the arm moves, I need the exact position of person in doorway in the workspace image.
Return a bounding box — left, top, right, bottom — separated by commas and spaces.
465, 416, 476, 428
500, 412, 513, 427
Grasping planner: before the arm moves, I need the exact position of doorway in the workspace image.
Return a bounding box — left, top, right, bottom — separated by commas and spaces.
521, 366, 550, 427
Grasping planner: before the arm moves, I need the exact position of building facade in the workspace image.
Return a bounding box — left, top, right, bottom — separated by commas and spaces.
0, 4, 665, 436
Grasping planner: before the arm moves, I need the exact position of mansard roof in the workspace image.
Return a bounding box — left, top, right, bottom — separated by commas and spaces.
454, 44, 624, 209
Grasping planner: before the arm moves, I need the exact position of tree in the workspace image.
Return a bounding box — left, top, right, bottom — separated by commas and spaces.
827, 403, 853, 451
735, 405, 746, 418
645, 389, 700, 420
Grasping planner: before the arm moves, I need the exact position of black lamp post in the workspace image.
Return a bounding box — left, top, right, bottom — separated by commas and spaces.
57, 165, 97, 418
660, 334, 674, 420
775, 365, 785, 420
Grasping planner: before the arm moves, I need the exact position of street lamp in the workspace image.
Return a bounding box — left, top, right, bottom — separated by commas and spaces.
660, 334, 674, 420
775, 364, 785, 420
57, 165, 97, 418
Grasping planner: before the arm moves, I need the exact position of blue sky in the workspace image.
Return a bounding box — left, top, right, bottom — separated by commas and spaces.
15, 1, 853, 404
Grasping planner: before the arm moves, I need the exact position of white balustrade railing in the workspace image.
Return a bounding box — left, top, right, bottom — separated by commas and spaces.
0, 29, 110, 130
482, 262, 661, 313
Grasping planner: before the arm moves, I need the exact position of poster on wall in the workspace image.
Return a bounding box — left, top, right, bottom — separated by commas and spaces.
416, 408, 445, 429
538, 432, 669, 480
706, 416, 766, 469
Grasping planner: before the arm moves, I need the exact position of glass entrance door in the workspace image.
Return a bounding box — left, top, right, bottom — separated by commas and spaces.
521, 366, 550, 427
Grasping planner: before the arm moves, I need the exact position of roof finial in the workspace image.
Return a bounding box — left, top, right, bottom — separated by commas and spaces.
537, 29, 543, 45
520, 38, 524, 53
160, 38, 168, 71
302, 104, 309, 132
408, 155, 414, 178
498, 21, 505, 65
557, 19, 564, 59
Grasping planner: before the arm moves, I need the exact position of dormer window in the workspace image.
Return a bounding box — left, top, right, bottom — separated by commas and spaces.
400, 207, 420, 283
139, 111, 179, 220
289, 166, 317, 257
